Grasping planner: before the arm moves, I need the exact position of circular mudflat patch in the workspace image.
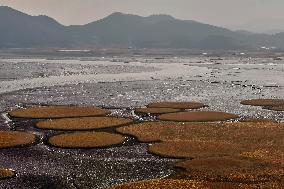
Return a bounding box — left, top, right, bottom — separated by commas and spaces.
116, 122, 214, 142
36, 117, 133, 131
148, 140, 243, 158
135, 108, 180, 114
9, 106, 110, 119
0, 169, 15, 179
146, 102, 205, 109
0, 131, 36, 148
240, 99, 284, 107
107, 179, 207, 189
174, 157, 283, 183
48, 132, 125, 148
158, 111, 239, 122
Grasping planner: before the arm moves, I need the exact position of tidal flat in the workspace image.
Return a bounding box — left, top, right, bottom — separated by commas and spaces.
0, 50, 283, 188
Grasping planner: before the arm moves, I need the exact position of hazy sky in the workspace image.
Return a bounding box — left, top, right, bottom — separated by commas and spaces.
0, 0, 282, 26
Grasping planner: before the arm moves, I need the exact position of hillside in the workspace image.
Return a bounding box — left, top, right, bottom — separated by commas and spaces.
0, 6, 72, 48
1, 6, 284, 50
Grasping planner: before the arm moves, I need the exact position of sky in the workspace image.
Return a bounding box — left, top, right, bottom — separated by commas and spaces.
0, 0, 283, 27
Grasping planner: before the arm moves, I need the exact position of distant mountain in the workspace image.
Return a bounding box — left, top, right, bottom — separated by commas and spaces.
1, 6, 284, 50
0, 6, 72, 48
73, 12, 245, 49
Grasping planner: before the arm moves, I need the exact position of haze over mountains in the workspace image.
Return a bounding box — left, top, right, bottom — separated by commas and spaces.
229, 19, 284, 34
1, 6, 284, 50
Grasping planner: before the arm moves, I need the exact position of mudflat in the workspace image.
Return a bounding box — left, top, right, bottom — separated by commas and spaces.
0, 50, 283, 188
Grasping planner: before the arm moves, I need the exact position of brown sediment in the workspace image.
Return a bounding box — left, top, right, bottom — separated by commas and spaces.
240, 118, 278, 123
148, 140, 244, 159
238, 182, 284, 189
0, 131, 36, 148
240, 99, 284, 107
241, 149, 284, 165
146, 102, 205, 109
116, 122, 220, 143
8, 106, 110, 119
117, 121, 283, 166
36, 117, 133, 131
0, 169, 15, 179
116, 122, 284, 147
106, 179, 208, 189
206, 182, 284, 189
134, 108, 180, 114
48, 132, 125, 148
106, 178, 261, 189
158, 111, 239, 122
223, 122, 284, 149
174, 156, 284, 183
266, 105, 284, 111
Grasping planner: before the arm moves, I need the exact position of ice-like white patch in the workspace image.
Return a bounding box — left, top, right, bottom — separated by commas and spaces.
0, 61, 210, 94
1, 113, 12, 123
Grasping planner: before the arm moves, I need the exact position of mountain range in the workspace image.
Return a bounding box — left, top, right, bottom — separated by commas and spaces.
1, 6, 284, 50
